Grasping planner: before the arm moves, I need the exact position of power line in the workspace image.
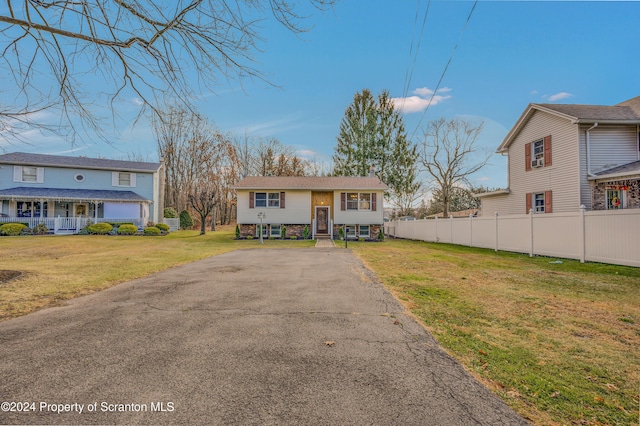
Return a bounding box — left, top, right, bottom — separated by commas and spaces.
400, 0, 432, 112
409, 0, 479, 141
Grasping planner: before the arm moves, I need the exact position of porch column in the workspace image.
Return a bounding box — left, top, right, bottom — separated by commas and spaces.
40, 199, 44, 219
94, 202, 98, 222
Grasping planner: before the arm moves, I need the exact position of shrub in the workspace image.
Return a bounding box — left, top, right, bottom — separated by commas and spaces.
358, 237, 365, 242
164, 207, 178, 218
1, 223, 27, 236
246, 235, 254, 240
303, 225, 310, 240
20, 227, 34, 235
143, 226, 161, 236
155, 223, 169, 232
32, 223, 50, 235
290, 236, 297, 240
87, 222, 113, 235
179, 210, 193, 229
338, 227, 344, 240
118, 224, 139, 235
268, 236, 276, 240
281, 225, 287, 239
235, 224, 240, 239
377, 228, 384, 241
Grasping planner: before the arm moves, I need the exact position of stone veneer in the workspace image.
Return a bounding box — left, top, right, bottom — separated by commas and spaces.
592, 179, 640, 210
332, 224, 382, 240
239, 223, 383, 240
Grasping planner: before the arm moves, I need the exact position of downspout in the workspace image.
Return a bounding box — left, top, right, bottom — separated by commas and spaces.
586, 122, 598, 177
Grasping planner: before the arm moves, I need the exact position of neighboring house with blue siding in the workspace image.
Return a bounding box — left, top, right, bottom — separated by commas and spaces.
477, 96, 640, 215
0, 152, 163, 233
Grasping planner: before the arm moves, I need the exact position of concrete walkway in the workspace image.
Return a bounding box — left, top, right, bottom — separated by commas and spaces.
0, 248, 526, 425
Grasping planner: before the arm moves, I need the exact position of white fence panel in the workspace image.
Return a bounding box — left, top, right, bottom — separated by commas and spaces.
387, 207, 640, 268
532, 212, 581, 259
585, 210, 640, 267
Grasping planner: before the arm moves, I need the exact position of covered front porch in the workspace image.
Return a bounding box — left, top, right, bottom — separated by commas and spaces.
0, 187, 152, 234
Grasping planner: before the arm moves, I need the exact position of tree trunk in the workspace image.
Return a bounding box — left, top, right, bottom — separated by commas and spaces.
199, 213, 207, 235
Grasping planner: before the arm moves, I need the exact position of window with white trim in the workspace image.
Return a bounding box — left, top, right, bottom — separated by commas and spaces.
14, 166, 44, 183
112, 172, 136, 187
346, 192, 372, 211
346, 193, 358, 210
256, 223, 268, 237
533, 193, 545, 213
532, 139, 544, 160
270, 224, 281, 237
358, 225, 370, 238
346, 225, 356, 239
254, 192, 280, 208
359, 193, 371, 210
607, 189, 624, 210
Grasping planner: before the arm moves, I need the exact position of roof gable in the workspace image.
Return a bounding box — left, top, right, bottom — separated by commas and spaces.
498, 97, 640, 152
235, 176, 388, 191
0, 152, 161, 172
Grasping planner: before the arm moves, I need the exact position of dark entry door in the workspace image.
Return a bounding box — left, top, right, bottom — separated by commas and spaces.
316, 207, 329, 234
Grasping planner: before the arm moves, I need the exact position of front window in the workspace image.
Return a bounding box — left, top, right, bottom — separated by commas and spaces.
16, 201, 47, 217
533, 193, 545, 213
270, 224, 281, 237
359, 225, 370, 238
607, 189, 623, 210
255, 192, 280, 208
359, 193, 371, 210
532, 139, 544, 160
22, 167, 38, 182
346, 193, 358, 210
268, 192, 280, 208
118, 172, 131, 186
346, 225, 356, 239
256, 224, 268, 237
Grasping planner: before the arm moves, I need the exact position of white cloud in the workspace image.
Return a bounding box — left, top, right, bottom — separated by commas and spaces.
546, 92, 573, 102
391, 87, 452, 113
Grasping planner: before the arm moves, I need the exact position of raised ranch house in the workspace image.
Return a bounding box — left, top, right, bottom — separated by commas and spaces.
477, 96, 640, 215
0, 152, 164, 234
235, 176, 387, 240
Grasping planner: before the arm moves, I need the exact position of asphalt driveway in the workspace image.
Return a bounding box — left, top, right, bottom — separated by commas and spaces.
0, 247, 527, 425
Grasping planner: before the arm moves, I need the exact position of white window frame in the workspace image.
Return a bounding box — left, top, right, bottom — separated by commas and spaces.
606, 189, 625, 210
255, 192, 280, 208
533, 192, 545, 213
358, 225, 370, 238
112, 172, 136, 188
346, 192, 372, 211
256, 223, 268, 237
14, 166, 44, 183
270, 224, 281, 237
532, 139, 544, 161
346, 224, 356, 239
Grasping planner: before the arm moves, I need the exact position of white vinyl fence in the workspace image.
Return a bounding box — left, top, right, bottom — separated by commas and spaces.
385, 207, 640, 267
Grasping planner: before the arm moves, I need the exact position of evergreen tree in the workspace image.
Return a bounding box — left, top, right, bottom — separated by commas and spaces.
333, 89, 421, 208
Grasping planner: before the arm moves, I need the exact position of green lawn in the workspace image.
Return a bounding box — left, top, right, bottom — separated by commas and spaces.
2, 230, 638, 424
0, 226, 314, 320
349, 238, 640, 425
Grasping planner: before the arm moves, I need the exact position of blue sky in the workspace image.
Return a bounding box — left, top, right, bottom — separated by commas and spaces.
5, 0, 640, 190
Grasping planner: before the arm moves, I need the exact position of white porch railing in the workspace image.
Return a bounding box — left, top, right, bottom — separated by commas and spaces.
0, 217, 146, 235
162, 218, 179, 231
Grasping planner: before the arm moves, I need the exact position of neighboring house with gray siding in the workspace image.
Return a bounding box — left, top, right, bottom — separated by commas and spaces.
477, 96, 640, 215
235, 175, 387, 239
0, 152, 163, 232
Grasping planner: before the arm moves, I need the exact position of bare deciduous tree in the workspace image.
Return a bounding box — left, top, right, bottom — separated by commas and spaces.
0, 0, 335, 144
419, 118, 490, 218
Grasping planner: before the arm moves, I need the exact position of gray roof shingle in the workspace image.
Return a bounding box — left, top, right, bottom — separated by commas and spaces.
0, 152, 161, 172
0, 187, 151, 202
592, 160, 640, 180
235, 176, 388, 190
536, 102, 640, 121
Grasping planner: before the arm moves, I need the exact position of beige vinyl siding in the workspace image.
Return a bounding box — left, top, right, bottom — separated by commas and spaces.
479, 194, 511, 216
333, 191, 385, 224
506, 110, 581, 214
236, 189, 311, 224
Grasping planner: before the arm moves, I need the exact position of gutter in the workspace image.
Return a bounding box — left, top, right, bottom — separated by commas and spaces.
586, 122, 598, 177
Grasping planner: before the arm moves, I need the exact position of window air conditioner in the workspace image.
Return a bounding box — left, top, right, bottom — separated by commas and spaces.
531, 158, 544, 168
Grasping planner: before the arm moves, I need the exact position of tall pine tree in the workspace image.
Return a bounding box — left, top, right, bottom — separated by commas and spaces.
333, 89, 421, 209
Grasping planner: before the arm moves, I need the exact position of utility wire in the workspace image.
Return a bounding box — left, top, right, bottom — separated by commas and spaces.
410, 0, 478, 141
400, 0, 432, 112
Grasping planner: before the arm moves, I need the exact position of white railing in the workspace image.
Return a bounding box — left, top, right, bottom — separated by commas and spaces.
0, 217, 146, 234
385, 206, 640, 268
163, 218, 179, 231
312, 218, 316, 239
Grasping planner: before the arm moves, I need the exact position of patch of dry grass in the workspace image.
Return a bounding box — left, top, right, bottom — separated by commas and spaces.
350, 239, 640, 425
0, 226, 314, 321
